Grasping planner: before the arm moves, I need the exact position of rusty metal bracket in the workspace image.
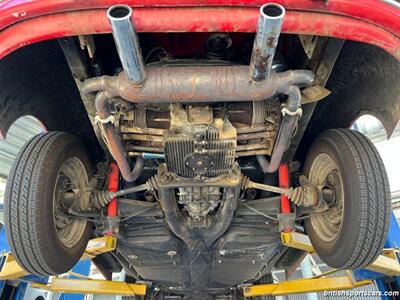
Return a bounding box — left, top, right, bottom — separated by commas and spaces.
301, 85, 331, 104
277, 213, 296, 233
299, 35, 319, 59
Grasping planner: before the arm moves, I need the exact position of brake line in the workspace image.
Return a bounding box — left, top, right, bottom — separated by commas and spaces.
241, 202, 278, 222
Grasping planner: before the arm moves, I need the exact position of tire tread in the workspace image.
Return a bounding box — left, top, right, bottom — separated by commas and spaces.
4, 132, 90, 275
306, 129, 390, 269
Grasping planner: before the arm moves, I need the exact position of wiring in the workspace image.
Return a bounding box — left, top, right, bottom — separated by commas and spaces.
241, 202, 278, 221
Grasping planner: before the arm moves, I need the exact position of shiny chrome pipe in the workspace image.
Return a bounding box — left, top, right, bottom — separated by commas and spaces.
107, 5, 146, 83
249, 3, 285, 82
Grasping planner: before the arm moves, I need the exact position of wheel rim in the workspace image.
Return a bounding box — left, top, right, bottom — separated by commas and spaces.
53, 157, 88, 248
308, 153, 344, 243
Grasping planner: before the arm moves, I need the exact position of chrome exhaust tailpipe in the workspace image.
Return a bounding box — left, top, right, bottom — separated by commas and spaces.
249, 3, 285, 82
107, 5, 146, 83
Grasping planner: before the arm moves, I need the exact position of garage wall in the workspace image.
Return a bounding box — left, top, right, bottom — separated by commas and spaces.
0, 115, 45, 179
0, 116, 44, 223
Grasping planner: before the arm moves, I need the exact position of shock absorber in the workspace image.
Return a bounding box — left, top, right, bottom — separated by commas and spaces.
106, 162, 119, 236
279, 164, 292, 232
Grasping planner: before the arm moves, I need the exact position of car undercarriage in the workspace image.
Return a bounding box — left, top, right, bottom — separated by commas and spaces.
0, 1, 399, 299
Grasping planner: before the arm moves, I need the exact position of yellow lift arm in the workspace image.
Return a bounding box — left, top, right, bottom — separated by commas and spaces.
244, 231, 400, 298
0, 253, 29, 280
31, 278, 147, 296
281, 231, 400, 276
1, 232, 398, 297
0, 236, 147, 297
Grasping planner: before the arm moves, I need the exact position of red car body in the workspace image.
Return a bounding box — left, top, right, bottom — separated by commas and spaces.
0, 0, 399, 60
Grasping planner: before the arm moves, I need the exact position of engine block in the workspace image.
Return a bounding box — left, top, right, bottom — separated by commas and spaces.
119, 100, 280, 161
117, 101, 280, 223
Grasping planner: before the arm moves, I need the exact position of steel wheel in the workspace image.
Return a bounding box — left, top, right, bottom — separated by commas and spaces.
307, 153, 344, 243
53, 157, 89, 248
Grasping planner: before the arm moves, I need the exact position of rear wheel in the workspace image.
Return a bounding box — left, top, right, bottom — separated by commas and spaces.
304, 129, 391, 269
5, 132, 92, 275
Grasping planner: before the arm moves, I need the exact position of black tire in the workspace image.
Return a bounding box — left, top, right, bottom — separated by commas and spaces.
4, 132, 92, 275
304, 129, 391, 269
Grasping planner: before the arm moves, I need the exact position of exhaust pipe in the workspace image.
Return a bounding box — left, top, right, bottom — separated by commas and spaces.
248, 3, 304, 173
83, 3, 313, 181
107, 5, 146, 83
249, 3, 285, 82
95, 91, 144, 182
257, 85, 303, 173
